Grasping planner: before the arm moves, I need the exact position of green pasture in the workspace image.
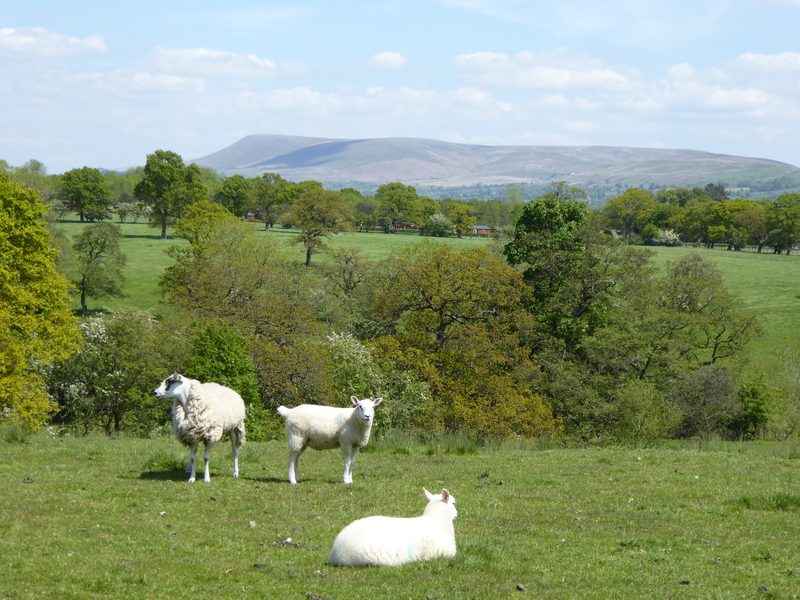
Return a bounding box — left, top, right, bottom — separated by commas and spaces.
51, 219, 800, 378
1, 432, 799, 599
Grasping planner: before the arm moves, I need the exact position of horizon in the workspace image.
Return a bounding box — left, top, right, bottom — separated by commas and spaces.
2, 1, 799, 175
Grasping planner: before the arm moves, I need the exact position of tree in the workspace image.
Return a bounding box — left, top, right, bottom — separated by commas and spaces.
159, 217, 336, 409
369, 242, 562, 438
72, 222, 127, 316
281, 188, 354, 267
133, 150, 208, 239
59, 167, 113, 222
0, 173, 81, 430
765, 193, 800, 255
375, 242, 524, 350
46, 308, 191, 434
251, 173, 289, 230
214, 174, 252, 217
374, 182, 422, 232
602, 188, 657, 242
705, 183, 730, 202
447, 201, 476, 238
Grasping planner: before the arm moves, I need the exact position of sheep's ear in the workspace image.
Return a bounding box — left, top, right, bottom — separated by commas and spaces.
350, 396, 359, 406
423, 487, 433, 500
373, 397, 382, 406
441, 489, 450, 502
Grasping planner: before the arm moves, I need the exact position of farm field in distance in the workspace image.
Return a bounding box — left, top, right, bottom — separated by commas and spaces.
50, 219, 800, 378
1, 432, 799, 599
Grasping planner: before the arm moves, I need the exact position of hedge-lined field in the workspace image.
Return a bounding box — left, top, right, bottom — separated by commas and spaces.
51, 219, 800, 377
1, 432, 798, 599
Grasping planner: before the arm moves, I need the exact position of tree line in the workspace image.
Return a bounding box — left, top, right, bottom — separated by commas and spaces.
4, 151, 800, 445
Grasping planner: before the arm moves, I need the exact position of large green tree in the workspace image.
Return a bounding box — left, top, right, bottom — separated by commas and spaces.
602, 187, 657, 242
251, 172, 289, 230
374, 182, 423, 232
281, 188, 353, 267
765, 193, 800, 255
133, 150, 208, 239
59, 167, 113, 222
0, 173, 80, 430
71, 222, 127, 316
369, 242, 562, 438
214, 174, 252, 217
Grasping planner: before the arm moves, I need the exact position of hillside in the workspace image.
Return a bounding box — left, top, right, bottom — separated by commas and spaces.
191, 134, 800, 202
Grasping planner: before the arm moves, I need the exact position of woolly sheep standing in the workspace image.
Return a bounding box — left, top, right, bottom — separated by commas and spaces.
329, 488, 458, 567
153, 373, 246, 483
276, 396, 382, 484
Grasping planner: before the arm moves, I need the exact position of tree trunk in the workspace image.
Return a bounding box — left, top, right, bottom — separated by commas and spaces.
80, 274, 88, 316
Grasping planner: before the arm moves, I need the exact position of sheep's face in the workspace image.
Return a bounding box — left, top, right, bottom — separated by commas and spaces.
154, 373, 191, 407
350, 396, 382, 422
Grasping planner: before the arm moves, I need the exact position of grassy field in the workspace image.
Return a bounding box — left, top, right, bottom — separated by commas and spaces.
1, 431, 799, 599
51, 219, 800, 377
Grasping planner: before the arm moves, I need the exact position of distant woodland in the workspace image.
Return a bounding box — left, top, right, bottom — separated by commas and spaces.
4, 151, 800, 445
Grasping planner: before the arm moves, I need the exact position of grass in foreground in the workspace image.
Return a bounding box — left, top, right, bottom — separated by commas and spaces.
1, 432, 799, 599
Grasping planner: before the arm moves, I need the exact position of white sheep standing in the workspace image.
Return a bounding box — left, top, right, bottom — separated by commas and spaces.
153, 373, 246, 483
276, 396, 382, 484
329, 487, 458, 567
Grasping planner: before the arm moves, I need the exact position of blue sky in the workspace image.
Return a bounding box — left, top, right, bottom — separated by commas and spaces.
2, 0, 799, 174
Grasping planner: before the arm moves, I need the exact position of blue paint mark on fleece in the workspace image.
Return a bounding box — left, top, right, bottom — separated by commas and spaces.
407, 544, 415, 561
335, 412, 345, 426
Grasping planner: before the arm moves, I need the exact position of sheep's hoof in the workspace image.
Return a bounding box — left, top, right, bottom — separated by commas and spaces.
188, 477, 196, 483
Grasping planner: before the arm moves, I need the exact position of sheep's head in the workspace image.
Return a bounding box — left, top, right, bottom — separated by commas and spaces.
154, 373, 191, 408
424, 487, 458, 521
350, 396, 382, 422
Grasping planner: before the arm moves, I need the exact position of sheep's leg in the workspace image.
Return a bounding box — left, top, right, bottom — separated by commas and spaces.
187, 443, 199, 483
287, 448, 302, 484
341, 446, 359, 484
231, 432, 240, 479
202, 444, 211, 483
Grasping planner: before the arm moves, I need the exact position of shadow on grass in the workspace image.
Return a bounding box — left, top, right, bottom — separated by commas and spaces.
138, 470, 188, 481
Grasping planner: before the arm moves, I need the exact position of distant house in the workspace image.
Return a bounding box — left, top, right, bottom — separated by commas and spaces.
472, 225, 492, 235
245, 212, 257, 222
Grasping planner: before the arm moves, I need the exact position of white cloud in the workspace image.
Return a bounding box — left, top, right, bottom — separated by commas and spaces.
452, 49, 640, 91
146, 47, 279, 78
368, 51, 407, 70
452, 87, 494, 106
733, 52, 800, 73
0, 27, 106, 59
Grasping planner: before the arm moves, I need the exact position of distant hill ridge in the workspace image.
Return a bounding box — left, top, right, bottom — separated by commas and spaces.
191, 134, 800, 198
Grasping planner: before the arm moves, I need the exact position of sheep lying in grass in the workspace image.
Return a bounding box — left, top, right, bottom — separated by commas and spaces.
329, 488, 458, 567
153, 373, 246, 483
276, 396, 382, 484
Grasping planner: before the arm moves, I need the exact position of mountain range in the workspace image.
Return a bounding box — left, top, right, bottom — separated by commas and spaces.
191, 134, 800, 199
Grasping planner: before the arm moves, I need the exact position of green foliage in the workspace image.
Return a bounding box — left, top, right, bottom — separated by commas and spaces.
46, 308, 192, 435
186, 321, 260, 406
59, 166, 113, 222
374, 182, 425, 232
133, 150, 209, 239
765, 192, 800, 254
160, 217, 335, 411
610, 380, 682, 447
326, 333, 433, 431
0, 173, 81, 431
602, 187, 657, 241
280, 187, 354, 266
214, 174, 252, 216
251, 172, 289, 229
729, 376, 772, 439
71, 222, 128, 316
